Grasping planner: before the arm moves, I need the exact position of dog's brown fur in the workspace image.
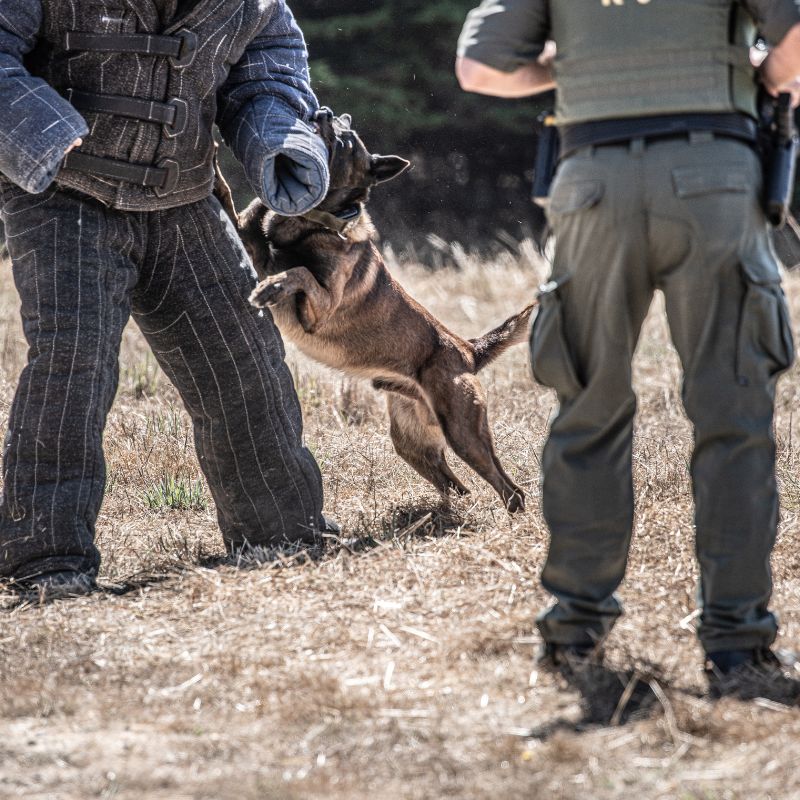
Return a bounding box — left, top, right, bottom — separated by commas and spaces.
214, 113, 535, 512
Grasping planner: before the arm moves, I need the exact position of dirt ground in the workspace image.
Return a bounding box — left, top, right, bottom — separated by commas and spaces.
1, 245, 799, 800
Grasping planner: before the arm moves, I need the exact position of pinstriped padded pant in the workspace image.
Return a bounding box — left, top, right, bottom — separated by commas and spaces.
0, 184, 324, 580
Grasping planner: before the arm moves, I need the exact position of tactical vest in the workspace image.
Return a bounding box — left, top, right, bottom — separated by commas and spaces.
550, 1, 758, 125
26, 0, 274, 211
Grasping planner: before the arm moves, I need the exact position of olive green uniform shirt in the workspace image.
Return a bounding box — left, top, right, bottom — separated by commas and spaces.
458, 0, 800, 74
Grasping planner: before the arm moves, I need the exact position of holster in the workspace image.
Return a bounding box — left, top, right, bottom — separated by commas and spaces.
532, 112, 560, 208
759, 91, 799, 229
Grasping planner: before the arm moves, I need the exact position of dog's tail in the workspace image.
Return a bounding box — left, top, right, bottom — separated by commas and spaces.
470, 303, 537, 372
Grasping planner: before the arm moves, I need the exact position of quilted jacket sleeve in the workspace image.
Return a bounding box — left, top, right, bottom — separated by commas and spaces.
0, 4, 88, 193
217, 1, 329, 216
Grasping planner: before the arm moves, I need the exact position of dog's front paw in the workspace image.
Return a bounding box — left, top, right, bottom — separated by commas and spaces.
249, 279, 286, 308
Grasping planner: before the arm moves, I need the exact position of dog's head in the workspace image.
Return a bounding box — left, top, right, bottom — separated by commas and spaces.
313, 107, 410, 214
227, 109, 410, 276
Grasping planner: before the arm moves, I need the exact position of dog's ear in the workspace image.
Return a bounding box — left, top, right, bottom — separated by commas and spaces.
370, 155, 411, 185
338, 113, 352, 129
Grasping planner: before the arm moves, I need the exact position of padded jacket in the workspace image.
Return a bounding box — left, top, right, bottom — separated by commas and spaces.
0, 0, 329, 214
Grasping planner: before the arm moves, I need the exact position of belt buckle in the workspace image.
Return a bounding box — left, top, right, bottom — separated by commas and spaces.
154, 159, 180, 197
171, 29, 198, 69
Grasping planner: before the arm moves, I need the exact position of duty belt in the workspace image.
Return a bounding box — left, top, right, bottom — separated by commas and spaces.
559, 113, 758, 159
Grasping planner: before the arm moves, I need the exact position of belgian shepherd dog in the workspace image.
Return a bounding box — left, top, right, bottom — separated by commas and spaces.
215, 110, 534, 512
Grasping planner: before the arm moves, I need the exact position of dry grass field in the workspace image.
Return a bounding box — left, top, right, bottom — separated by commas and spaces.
1, 243, 800, 800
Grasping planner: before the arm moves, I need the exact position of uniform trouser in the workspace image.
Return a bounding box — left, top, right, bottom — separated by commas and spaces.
0, 184, 324, 580
531, 136, 794, 654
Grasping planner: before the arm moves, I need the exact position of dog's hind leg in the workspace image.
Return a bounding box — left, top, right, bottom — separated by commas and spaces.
385, 392, 470, 498
428, 372, 525, 513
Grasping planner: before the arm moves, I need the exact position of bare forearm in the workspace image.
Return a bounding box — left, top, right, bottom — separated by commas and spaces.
456, 56, 555, 98
761, 22, 800, 95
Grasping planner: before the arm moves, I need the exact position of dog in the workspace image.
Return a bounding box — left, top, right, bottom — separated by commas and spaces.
214, 110, 534, 512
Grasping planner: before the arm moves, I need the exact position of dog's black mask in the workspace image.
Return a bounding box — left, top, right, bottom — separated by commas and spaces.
314, 108, 410, 214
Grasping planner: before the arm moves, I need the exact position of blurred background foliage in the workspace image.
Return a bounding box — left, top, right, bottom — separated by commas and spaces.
221, 0, 551, 256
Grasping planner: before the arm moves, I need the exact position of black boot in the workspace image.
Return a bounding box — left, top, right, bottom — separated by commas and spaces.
538, 641, 603, 669
705, 647, 793, 675
705, 648, 800, 701
10, 570, 97, 604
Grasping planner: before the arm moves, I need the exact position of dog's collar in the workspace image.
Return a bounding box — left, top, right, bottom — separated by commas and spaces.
300, 204, 363, 238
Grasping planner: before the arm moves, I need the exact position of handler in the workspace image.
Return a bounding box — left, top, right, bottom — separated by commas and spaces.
457, 1, 800, 678
0, 0, 333, 599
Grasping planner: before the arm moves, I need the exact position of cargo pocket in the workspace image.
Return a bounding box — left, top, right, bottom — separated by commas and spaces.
735, 252, 795, 386
529, 278, 584, 399
548, 178, 604, 219
671, 166, 750, 199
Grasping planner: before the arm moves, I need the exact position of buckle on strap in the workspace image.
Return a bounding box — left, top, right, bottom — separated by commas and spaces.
62, 152, 181, 196
165, 98, 188, 137
154, 159, 180, 197
171, 30, 198, 68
